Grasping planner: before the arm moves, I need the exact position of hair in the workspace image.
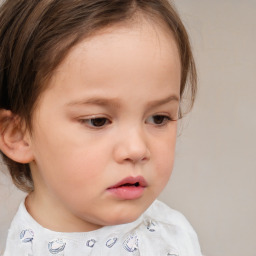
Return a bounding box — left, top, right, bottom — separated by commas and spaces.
0, 0, 197, 192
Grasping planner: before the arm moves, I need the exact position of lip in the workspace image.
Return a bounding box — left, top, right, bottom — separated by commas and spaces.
109, 176, 148, 189
107, 176, 148, 200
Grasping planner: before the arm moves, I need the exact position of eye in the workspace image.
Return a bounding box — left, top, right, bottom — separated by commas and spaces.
80, 117, 111, 128
146, 115, 172, 126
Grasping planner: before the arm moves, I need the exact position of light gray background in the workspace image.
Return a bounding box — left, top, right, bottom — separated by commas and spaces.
0, 0, 255, 255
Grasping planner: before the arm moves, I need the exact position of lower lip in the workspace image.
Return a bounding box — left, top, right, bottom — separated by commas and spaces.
107, 186, 145, 200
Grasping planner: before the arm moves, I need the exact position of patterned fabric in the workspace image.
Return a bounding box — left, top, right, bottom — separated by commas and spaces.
3, 200, 202, 256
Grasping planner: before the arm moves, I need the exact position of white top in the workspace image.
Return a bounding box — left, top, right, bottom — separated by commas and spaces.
3, 200, 202, 256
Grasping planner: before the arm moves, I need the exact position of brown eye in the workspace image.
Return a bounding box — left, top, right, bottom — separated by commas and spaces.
147, 115, 171, 125
80, 117, 111, 128
153, 115, 166, 124
90, 118, 108, 127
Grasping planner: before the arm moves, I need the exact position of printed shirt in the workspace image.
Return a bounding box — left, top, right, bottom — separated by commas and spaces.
3, 200, 202, 256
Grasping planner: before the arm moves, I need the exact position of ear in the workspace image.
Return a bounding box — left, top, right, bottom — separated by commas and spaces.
0, 109, 34, 163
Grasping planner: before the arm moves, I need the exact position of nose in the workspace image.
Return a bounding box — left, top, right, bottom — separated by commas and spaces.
113, 126, 150, 164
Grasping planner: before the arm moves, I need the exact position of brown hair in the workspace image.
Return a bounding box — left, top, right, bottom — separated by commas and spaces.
0, 0, 197, 192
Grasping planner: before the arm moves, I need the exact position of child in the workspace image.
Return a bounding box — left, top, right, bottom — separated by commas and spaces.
0, 0, 202, 255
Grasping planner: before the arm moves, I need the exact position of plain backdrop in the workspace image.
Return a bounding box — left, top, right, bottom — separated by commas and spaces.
0, 0, 256, 255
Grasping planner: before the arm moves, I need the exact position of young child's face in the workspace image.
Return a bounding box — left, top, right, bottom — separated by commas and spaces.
27, 19, 181, 231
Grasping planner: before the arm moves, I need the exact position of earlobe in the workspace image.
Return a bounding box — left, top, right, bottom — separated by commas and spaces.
0, 109, 34, 163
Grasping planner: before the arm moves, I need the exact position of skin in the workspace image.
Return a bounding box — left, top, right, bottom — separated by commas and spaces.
25, 18, 181, 232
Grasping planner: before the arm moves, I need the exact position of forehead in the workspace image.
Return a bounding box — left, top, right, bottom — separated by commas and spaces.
38, 18, 181, 109
52, 20, 180, 83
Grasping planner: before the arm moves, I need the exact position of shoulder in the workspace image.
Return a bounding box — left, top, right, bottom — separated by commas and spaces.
146, 200, 196, 232
3, 199, 35, 256
140, 200, 202, 256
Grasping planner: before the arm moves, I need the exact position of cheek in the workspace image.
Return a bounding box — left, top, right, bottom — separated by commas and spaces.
31, 135, 108, 199
45, 149, 105, 185
34, 149, 106, 210
157, 149, 175, 179
152, 132, 176, 184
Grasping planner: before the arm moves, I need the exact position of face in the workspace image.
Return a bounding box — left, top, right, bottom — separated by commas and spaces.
26, 19, 181, 232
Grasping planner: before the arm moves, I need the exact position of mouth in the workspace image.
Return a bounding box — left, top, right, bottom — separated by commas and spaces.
107, 176, 148, 200
109, 176, 148, 189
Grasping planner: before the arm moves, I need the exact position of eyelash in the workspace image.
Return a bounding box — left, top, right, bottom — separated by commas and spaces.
79, 117, 111, 128
147, 115, 172, 126
79, 115, 173, 129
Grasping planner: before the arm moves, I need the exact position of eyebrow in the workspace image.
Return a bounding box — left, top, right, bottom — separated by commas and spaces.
146, 94, 180, 109
66, 97, 121, 109
66, 94, 179, 109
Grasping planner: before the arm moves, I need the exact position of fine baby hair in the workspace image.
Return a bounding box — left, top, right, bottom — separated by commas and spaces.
0, 0, 201, 255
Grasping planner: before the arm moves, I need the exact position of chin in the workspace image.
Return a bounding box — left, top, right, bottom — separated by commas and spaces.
103, 203, 149, 226
104, 214, 141, 227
